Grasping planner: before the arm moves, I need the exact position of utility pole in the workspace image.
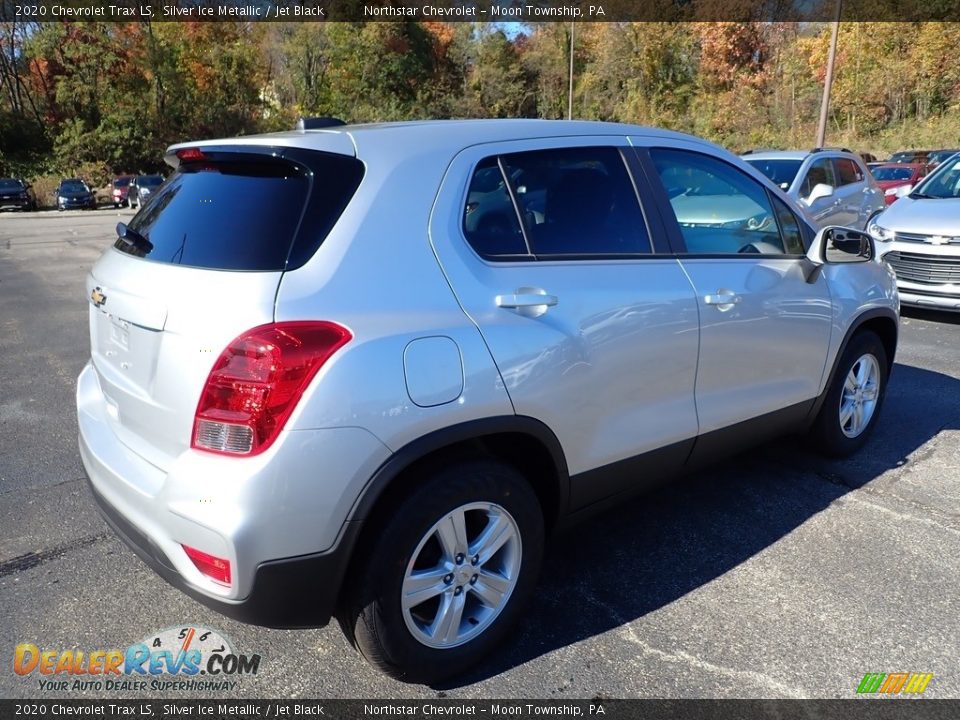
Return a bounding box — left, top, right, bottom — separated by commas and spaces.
567, 22, 575, 120
816, 0, 842, 147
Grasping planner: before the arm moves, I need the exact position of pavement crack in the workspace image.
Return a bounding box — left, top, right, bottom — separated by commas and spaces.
0, 477, 85, 497
575, 586, 807, 698
0, 532, 110, 578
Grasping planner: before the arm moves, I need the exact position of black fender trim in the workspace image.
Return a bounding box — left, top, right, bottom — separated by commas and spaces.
806, 307, 899, 425
348, 415, 570, 525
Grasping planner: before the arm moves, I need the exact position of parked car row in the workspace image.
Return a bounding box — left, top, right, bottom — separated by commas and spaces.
0, 174, 167, 212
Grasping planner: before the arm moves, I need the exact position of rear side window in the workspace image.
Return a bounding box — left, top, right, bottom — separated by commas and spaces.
119, 151, 363, 271
834, 158, 863, 185
462, 158, 528, 257
502, 147, 650, 257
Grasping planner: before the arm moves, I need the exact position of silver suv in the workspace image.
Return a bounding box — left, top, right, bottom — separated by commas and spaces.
743, 148, 885, 229
78, 120, 899, 683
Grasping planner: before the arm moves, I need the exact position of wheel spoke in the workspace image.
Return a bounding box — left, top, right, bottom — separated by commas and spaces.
844, 372, 857, 393
839, 403, 854, 426
471, 570, 510, 609
856, 359, 870, 385
435, 509, 469, 562
862, 383, 878, 401
401, 567, 449, 610
470, 510, 515, 565
852, 404, 864, 434
429, 591, 466, 644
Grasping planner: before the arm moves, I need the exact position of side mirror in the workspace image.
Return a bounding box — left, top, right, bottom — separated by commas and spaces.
803, 226, 874, 282
804, 183, 835, 205
894, 184, 913, 199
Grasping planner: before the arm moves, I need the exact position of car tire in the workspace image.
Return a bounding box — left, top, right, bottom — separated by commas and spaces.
811, 330, 888, 458
339, 459, 544, 684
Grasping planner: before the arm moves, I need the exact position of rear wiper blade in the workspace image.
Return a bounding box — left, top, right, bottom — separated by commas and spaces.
115, 222, 153, 254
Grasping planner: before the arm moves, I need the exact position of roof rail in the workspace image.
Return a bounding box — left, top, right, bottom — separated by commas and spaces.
810, 146, 854, 154
296, 117, 346, 131
740, 148, 777, 155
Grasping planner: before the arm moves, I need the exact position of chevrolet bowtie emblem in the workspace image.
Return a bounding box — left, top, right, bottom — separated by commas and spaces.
90, 287, 107, 308
929, 236, 950, 245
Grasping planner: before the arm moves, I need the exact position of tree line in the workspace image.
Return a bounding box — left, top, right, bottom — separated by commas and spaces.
2, 21, 959, 186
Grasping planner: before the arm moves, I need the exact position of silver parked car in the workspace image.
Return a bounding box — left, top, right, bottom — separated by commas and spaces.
78, 120, 899, 683
743, 148, 885, 229
870, 153, 960, 311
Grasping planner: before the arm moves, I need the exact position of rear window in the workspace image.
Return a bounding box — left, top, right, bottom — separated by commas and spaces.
113, 178, 130, 188
118, 151, 363, 271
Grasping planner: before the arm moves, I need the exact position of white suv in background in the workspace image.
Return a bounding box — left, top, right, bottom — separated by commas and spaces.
743, 148, 885, 229
78, 120, 899, 683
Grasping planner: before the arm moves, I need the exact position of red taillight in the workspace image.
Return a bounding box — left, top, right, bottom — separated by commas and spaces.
192, 321, 351, 456
182, 545, 231, 586
176, 147, 207, 162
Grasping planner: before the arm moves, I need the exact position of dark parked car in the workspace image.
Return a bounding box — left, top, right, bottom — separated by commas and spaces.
869, 163, 928, 205
926, 149, 960, 168
0, 178, 37, 211
128, 175, 164, 210
56, 178, 97, 211
887, 150, 930, 165
111, 176, 133, 208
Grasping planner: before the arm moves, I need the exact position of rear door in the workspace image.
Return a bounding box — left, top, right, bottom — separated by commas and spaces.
86, 146, 364, 471
636, 143, 832, 437
430, 138, 700, 509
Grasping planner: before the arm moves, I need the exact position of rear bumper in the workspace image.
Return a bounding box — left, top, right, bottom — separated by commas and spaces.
77, 361, 391, 626
85, 472, 359, 628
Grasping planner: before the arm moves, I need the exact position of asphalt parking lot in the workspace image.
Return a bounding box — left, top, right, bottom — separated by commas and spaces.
1, 208, 958, 700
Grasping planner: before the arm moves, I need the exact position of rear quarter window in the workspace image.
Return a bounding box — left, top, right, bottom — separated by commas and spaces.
119, 150, 363, 271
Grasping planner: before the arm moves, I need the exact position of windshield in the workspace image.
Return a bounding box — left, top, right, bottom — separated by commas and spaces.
929, 151, 958, 164
871, 167, 914, 181
888, 152, 922, 163
0, 179, 24, 191
911, 157, 960, 199
139, 176, 163, 187
60, 181, 88, 193
744, 159, 802, 189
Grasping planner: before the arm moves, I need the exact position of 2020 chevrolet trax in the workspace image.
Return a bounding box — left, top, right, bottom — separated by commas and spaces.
78, 120, 899, 683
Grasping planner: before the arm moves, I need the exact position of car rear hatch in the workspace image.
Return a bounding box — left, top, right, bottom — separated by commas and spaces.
86, 143, 364, 473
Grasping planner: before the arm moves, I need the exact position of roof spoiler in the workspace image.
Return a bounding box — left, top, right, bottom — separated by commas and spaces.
296, 117, 346, 131
810, 146, 854, 154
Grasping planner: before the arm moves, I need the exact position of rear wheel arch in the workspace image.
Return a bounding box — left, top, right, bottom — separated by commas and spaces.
337, 417, 568, 611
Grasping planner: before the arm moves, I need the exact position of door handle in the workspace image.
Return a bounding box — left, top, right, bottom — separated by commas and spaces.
496, 288, 558, 318
703, 290, 741, 310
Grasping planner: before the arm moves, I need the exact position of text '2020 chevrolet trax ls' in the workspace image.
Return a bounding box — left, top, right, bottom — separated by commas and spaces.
78, 120, 899, 683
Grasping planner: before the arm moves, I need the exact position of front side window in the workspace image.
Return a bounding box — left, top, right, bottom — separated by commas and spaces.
500, 147, 650, 256
834, 158, 863, 185
650, 148, 791, 255
800, 158, 836, 198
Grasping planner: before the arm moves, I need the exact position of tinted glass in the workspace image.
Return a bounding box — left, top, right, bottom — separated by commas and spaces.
771, 195, 805, 255
139, 175, 164, 187
834, 158, 863, 185
744, 159, 802, 189
800, 158, 836, 197
119, 152, 362, 271
60, 181, 88, 193
650, 148, 788, 255
872, 167, 914, 181
0, 179, 23, 190
501, 147, 650, 256
911, 156, 960, 199
113, 178, 130, 188
462, 158, 527, 257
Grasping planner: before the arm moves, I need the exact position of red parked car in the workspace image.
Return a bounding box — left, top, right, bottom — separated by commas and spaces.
870, 163, 927, 205
111, 176, 133, 208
